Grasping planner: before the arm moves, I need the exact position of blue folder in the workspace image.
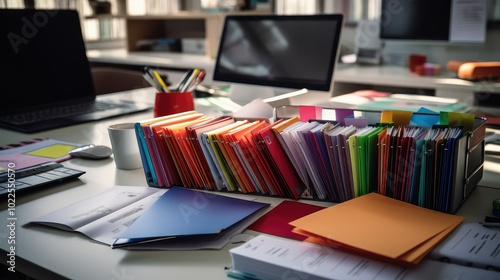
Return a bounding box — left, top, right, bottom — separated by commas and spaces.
113, 187, 269, 248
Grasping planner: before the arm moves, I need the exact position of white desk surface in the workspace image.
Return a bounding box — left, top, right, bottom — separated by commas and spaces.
1, 89, 500, 280
86, 49, 500, 95
333, 64, 500, 93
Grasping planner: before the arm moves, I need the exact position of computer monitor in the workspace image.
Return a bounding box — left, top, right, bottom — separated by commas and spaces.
379, 0, 487, 43
380, 0, 451, 41
212, 14, 344, 105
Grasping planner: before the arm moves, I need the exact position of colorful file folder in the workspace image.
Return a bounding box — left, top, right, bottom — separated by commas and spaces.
135, 107, 486, 214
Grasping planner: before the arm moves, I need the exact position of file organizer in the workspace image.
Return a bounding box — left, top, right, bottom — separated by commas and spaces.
135, 107, 486, 214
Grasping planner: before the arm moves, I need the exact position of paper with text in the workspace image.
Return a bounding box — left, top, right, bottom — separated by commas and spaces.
230, 234, 500, 280
31, 185, 166, 245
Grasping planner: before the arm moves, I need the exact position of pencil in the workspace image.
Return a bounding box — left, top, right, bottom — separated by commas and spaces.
153, 70, 170, 93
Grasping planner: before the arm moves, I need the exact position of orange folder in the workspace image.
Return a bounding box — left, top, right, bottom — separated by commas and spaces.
289, 193, 463, 267
217, 121, 255, 193
224, 120, 269, 194
162, 116, 212, 188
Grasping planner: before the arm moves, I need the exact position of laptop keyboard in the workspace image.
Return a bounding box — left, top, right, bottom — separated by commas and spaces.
0, 101, 123, 125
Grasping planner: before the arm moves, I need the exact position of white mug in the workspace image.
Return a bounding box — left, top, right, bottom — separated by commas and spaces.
107, 123, 142, 170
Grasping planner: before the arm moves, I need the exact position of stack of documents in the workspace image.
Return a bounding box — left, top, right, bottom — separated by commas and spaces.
32, 185, 270, 250
428, 222, 500, 270
229, 234, 500, 280
289, 193, 463, 267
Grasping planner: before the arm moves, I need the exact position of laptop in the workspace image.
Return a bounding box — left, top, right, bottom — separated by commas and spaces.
0, 9, 152, 133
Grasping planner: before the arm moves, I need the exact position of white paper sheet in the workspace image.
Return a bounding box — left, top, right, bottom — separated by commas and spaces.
450, 0, 487, 43
31, 185, 166, 245
429, 222, 500, 270
230, 234, 500, 280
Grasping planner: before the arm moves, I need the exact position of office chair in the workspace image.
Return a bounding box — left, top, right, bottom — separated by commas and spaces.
91, 67, 149, 95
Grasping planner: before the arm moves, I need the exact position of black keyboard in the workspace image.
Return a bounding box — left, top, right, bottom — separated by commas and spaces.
0, 162, 85, 196
0, 101, 122, 126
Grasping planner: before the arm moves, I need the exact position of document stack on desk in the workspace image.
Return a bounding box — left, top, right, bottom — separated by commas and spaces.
428, 222, 500, 271
228, 234, 500, 280
229, 194, 500, 279
31, 185, 269, 250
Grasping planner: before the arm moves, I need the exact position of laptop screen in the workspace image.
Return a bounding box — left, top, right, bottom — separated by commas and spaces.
0, 9, 95, 115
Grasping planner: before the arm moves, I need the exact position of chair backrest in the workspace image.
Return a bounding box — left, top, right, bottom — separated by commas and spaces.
91, 67, 149, 94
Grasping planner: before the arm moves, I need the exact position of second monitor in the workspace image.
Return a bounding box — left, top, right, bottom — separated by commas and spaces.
212, 14, 344, 105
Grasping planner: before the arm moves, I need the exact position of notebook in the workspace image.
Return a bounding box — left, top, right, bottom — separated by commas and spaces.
0, 9, 152, 133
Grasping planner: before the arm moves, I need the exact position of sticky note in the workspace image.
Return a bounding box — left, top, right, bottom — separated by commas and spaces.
26, 144, 77, 159
381, 111, 393, 123
391, 110, 413, 126
299, 106, 322, 122
380, 110, 413, 127
411, 107, 439, 127
345, 117, 368, 128
334, 109, 354, 126
447, 112, 475, 132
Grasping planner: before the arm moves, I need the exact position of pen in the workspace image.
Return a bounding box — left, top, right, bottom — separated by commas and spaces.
143, 67, 163, 91
187, 69, 205, 92
180, 68, 200, 92
484, 216, 500, 223
142, 69, 162, 91
152, 70, 170, 93
479, 222, 500, 228
175, 69, 194, 91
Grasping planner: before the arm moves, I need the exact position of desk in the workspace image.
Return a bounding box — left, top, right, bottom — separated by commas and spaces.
87, 49, 215, 73
87, 49, 500, 107
1, 89, 500, 280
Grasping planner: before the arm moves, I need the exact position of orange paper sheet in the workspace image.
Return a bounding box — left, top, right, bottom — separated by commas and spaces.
290, 193, 463, 265
380, 110, 413, 127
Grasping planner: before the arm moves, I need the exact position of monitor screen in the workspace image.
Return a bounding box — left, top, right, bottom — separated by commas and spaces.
380, 0, 451, 41
212, 14, 343, 103
380, 0, 488, 44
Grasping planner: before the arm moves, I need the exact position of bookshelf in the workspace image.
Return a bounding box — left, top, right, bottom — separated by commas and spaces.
125, 11, 270, 58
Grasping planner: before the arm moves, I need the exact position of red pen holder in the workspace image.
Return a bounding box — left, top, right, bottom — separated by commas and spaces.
153, 91, 195, 118
408, 54, 427, 72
